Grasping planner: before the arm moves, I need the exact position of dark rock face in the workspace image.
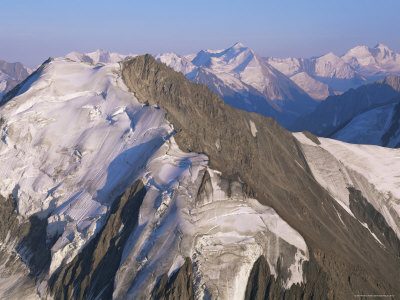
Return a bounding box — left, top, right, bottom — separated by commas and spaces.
152, 258, 194, 300
121, 55, 400, 298
291, 76, 400, 137
349, 187, 400, 258
244, 255, 329, 300
0, 195, 47, 298
302, 131, 321, 145
16, 215, 52, 276
49, 180, 147, 300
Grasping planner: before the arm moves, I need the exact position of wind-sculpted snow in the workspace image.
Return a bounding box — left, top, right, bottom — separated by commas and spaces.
0, 59, 172, 275
113, 139, 308, 299
294, 132, 400, 240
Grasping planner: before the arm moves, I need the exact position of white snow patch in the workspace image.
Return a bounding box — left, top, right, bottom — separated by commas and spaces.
359, 222, 384, 247
167, 255, 185, 278
249, 120, 257, 137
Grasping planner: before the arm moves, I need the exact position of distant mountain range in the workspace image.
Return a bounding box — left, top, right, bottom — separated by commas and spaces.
266, 43, 400, 97
157, 42, 316, 127
0, 60, 31, 100
60, 43, 400, 129
342, 44, 400, 77
291, 76, 400, 147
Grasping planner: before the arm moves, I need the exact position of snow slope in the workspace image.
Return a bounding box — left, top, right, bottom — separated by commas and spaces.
290, 72, 335, 100
0, 58, 308, 299
0, 58, 173, 274
332, 102, 400, 147
294, 132, 400, 240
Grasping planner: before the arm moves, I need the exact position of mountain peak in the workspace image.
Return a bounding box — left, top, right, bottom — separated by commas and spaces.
321, 52, 340, 59
231, 42, 246, 49
374, 43, 390, 50
89, 49, 109, 56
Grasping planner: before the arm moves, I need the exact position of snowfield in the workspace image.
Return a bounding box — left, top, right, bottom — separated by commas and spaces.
0, 58, 173, 274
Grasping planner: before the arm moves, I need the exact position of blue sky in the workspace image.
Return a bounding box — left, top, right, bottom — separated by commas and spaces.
1, 0, 399, 67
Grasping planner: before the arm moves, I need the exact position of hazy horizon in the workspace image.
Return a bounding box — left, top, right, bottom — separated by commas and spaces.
1, 0, 399, 67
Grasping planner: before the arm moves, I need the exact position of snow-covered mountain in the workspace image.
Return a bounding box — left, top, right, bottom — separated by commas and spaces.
331, 99, 400, 147
157, 42, 316, 127
267, 52, 366, 99
0, 55, 399, 299
0, 57, 308, 299
342, 43, 400, 77
291, 76, 400, 146
0, 59, 31, 100
267, 44, 400, 101
267, 52, 360, 81
289, 71, 337, 100
65, 49, 136, 64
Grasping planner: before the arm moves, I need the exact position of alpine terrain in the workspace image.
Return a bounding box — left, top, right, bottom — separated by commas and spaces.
0, 54, 399, 300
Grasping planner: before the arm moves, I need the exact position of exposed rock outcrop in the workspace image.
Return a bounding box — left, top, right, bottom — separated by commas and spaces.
49, 180, 146, 300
